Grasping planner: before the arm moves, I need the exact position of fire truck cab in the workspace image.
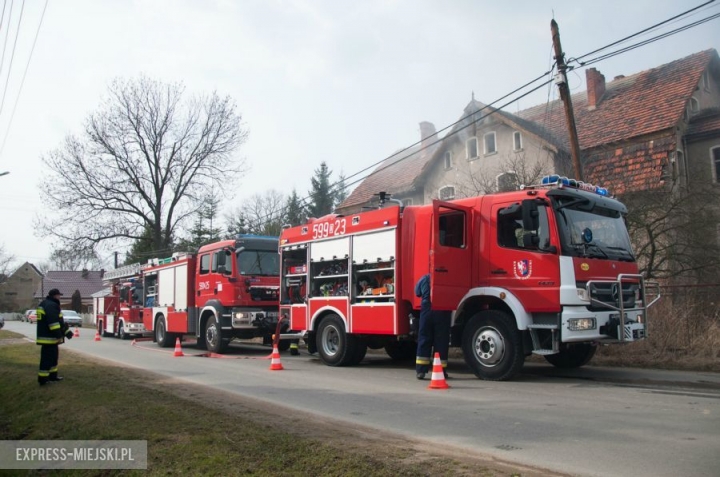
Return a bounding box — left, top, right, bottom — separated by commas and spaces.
279, 176, 659, 380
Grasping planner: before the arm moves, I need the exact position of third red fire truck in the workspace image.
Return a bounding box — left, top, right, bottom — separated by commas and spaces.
279, 176, 659, 381
95, 263, 146, 339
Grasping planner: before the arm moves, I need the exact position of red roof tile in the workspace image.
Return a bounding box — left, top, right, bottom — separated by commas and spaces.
518, 50, 717, 150
36, 270, 106, 298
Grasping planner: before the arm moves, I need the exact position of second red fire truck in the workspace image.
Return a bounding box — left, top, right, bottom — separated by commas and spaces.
140, 235, 281, 353
279, 176, 659, 381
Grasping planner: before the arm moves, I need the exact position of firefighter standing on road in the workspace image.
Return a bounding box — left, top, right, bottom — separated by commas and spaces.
414, 274, 451, 380
36, 288, 73, 385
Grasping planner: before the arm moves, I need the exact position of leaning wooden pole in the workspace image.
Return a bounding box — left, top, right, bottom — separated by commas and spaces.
551, 19, 584, 181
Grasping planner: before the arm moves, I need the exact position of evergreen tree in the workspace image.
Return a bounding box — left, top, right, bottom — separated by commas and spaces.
71, 289, 82, 313
307, 162, 334, 217
285, 189, 307, 227
124, 226, 173, 265
334, 171, 348, 207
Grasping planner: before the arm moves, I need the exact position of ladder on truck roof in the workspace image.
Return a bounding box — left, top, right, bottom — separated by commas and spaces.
104, 263, 142, 281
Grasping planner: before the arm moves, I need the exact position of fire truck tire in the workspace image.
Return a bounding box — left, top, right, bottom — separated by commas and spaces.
462, 310, 525, 381
205, 316, 228, 354
117, 321, 127, 340
98, 321, 111, 338
155, 316, 174, 348
384, 341, 416, 361
316, 314, 357, 366
544, 343, 597, 368
349, 340, 368, 365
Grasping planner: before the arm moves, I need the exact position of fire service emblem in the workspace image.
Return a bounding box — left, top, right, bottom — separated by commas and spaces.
513, 259, 532, 280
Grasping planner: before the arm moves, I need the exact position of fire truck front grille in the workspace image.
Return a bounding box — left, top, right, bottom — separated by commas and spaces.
249, 287, 279, 302
579, 281, 637, 311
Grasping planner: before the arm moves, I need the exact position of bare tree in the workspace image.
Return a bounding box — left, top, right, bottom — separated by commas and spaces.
38, 76, 248, 257
622, 184, 720, 281
454, 151, 551, 198
226, 190, 287, 237
0, 244, 14, 281
46, 248, 102, 271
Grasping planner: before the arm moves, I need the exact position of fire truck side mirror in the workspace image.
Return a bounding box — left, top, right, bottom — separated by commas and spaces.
521, 199, 539, 231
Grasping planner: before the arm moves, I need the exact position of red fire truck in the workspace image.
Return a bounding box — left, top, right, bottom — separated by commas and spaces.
95, 263, 146, 339
279, 176, 659, 380
141, 235, 281, 353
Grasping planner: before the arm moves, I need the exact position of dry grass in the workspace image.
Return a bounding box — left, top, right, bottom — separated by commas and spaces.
592, 296, 720, 372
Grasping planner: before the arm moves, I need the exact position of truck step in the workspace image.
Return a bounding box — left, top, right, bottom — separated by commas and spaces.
532, 349, 556, 355
527, 324, 558, 330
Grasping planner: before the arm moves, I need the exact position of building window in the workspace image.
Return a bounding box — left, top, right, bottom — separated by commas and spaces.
702, 70, 710, 90
439, 186, 455, 201
513, 131, 522, 151
712, 146, 720, 183
497, 171, 519, 192
466, 137, 478, 160
444, 151, 453, 169
690, 97, 699, 113
484, 132, 497, 155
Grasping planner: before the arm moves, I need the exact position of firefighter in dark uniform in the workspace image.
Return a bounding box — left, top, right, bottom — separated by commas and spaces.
414, 274, 451, 380
37, 288, 73, 385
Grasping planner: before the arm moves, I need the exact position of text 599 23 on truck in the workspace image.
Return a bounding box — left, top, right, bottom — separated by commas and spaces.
279, 175, 660, 381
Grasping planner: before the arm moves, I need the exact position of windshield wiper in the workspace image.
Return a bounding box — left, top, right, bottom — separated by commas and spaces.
570, 243, 608, 259
606, 246, 635, 261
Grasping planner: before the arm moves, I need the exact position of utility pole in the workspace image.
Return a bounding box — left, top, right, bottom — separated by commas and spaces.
114, 251, 119, 268
551, 19, 584, 181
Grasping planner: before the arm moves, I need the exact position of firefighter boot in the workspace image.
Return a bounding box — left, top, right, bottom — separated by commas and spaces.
290, 342, 300, 356
49, 372, 64, 382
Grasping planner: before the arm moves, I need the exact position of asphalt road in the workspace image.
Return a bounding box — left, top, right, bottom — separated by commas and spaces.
7, 320, 720, 477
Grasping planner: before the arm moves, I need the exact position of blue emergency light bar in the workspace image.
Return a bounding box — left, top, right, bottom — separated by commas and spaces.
540, 174, 609, 197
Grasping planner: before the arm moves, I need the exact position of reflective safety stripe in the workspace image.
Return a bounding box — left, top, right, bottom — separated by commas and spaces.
36, 338, 60, 345
441, 361, 448, 368
49, 366, 58, 373
415, 357, 431, 365
38, 371, 50, 377
290, 343, 298, 349
49, 323, 61, 330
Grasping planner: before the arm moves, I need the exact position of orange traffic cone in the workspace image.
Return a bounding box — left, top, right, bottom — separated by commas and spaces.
94, 330, 102, 341
269, 345, 284, 370
173, 337, 184, 357
428, 352, 450, 389
73, 327, 80, 338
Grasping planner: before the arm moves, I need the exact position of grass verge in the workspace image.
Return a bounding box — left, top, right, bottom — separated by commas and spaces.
0, 337, 539, 477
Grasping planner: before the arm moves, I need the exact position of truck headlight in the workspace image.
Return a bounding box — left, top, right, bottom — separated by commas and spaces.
234, 312, 250, 320
568, 318, 596, 331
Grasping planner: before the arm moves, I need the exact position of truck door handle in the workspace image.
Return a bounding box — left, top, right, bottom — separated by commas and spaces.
434, 267, 448, 273
491, 269, 507, 275
213, 288, 218, 294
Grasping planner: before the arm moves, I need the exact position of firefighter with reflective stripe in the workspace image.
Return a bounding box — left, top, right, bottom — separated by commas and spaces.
414, 274, 451, 380
36, 288, 73, 385
289, 340, 300, 356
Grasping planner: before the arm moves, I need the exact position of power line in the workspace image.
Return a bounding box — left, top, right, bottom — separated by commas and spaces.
572, 0, 716, 63
0, 0, 47, 158
0, 0, 14, 84
0, 0, 24, 118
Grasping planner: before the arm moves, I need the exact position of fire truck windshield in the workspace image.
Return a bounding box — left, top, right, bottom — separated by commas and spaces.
555, 205, 634, 261
236, 250, 279, 276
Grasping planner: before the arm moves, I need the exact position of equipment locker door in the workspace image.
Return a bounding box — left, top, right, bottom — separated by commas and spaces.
430, 200, 473, 310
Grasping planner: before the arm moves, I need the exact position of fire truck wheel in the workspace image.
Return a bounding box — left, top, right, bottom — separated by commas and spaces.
117, 322, 127, 340
316, 314, 357, 366
205, 316, 228, 354
544, 343, 597, 368
384, 341, 416, 361
277, 340, 291, 352
462, 310, 525, 381
155, 316, 174, 348
349, 340, 368, 365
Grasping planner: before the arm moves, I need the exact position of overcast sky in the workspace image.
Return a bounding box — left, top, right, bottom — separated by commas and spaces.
0, 0, 717, 269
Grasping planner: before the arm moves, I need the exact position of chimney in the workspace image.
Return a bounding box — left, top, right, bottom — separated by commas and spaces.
614, 74, 625, 81
100, 268, 105, 278
82, 268, 89, 278
419, 121, 437, 151
586, 67, 606, 110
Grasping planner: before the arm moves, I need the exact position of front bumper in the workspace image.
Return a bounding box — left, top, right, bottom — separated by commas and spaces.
231, 310, 279, 330
560, 306, 645, 343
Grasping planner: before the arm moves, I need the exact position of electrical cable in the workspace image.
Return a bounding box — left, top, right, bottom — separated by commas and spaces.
0, 0, 23, 118
0, 0, 47, 158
